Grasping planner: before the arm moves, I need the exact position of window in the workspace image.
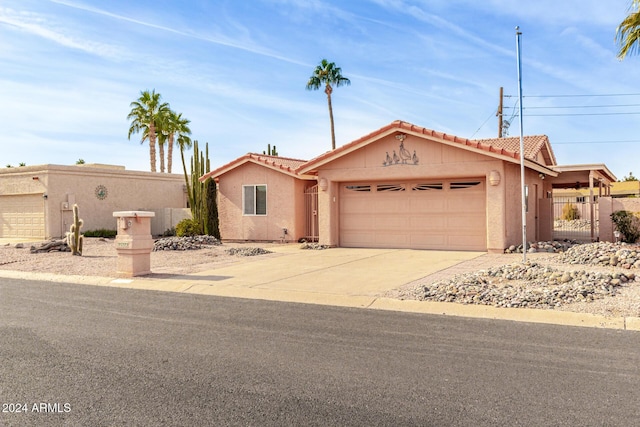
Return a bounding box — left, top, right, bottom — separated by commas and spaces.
412, 183, 443, 191
345, 185, 371, 192
377, 184, 405, 192
450, 181, 481, 190
243, 185, 267, 215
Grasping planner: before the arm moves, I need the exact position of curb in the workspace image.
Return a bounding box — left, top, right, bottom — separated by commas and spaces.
1, 269, 639, 332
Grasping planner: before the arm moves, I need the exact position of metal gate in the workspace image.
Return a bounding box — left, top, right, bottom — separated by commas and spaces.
304, 185, 319, 242
552, 196, 598, 242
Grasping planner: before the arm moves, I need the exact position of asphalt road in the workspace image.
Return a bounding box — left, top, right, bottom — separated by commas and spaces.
1, 278, 639, 426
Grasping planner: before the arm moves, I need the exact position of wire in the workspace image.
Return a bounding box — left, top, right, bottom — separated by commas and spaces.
554, 140, 640, 145
505, 93, 640, 98
470, 109, 498, 138
524, 103, 640, 109
524, 112, 640, 116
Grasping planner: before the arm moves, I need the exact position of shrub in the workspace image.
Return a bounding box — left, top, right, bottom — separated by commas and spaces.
162, 227, 176, 237
561, 202, 580, 221
175, 218, 202, 237
611, 210, 640, 243
83, 229, 117, 238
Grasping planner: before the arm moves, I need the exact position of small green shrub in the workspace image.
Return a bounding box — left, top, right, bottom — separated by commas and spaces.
162, 227, 176, 237
561, 202, 580, 221
175, 218, 202, 237
611, 210, 640, 243
84, 229, 117, 238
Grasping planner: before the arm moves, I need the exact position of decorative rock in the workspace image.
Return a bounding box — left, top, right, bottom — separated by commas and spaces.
416, 261, 636, 310
225, 247, 272, 256
153, 235, 221, 251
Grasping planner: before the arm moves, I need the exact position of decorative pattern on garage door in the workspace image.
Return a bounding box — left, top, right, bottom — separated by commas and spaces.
0, 194, 45, 238
339, 180, 486, 250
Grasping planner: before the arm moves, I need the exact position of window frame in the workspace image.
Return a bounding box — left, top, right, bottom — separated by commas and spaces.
242, 184, 267, 216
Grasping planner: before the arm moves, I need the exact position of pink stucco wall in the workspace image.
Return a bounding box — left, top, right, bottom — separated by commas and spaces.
315, 133, 547, 252
216, 162, 308, 242
599, 197, 640, 242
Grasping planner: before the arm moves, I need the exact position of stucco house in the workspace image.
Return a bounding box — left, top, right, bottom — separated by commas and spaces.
0, 163, 189, 239
202, 120, 619, 252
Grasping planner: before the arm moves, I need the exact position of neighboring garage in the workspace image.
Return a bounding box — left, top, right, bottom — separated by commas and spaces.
0, 194, 45, 238
339, 179, 486, 250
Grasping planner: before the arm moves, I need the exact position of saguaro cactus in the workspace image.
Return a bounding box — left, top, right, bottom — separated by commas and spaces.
66, 203, 84, 256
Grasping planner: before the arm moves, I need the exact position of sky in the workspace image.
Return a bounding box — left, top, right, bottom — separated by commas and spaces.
1, 0, 638, 179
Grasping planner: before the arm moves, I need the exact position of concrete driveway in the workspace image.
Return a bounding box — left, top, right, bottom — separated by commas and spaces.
145, 246, 484, 307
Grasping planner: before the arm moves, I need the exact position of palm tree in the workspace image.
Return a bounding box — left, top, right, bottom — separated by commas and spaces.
616, 0, 640, 59
159, 110, 192, 174
306, 59, 351, 150
127, 89, 170, 172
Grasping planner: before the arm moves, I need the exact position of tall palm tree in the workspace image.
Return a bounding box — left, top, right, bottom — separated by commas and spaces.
127, 89, 170, 172
159, 110, 192, 174
306, 59, 351, 150
616, 0, 640, 59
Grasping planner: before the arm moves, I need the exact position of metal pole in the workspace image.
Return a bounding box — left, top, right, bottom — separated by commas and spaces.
516, 26, 527, 263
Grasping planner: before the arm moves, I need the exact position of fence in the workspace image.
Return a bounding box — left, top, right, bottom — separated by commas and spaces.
552, 196, 598, 242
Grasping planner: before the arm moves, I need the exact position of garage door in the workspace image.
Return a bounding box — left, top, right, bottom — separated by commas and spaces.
0, 194, 45, 239
340, 180, 486, 251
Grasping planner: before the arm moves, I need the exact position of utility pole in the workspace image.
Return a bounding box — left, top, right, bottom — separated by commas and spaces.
497, 86, 504, 138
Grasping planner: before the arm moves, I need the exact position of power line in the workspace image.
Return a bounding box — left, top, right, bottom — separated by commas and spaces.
554, 140, 640, 145
524, 103, 640, 109
524, 111, 640, 116
505, 93, 640, 98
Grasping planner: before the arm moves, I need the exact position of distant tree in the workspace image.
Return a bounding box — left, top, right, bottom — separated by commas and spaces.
616, 0, 640, 59
18, 162, 26, 166
159, 110, 192, 174
127, 89, 170, 172
306, 59, 351, 150
622, 171, 638, 181
76, 159, 85, 165
5, 164, 12, 168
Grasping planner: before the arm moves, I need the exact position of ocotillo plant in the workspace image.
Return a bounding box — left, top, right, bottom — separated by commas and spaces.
66, 203, 84, 256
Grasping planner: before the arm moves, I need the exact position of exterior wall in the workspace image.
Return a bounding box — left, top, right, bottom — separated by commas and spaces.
216, 162, 306, 242
0, 164, 187, 238
598, 197, 640, 242
491, 163, 547, 250
315, 134, 516, 250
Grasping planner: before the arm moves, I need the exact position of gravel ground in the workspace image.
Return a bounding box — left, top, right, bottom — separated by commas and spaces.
0, 238, 281, 277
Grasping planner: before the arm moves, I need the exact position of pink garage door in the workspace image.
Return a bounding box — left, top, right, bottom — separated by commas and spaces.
339, 180, 486, 251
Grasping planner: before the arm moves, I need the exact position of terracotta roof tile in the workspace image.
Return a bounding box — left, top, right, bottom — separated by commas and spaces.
200, 153, 308, 181
472, 135, 554, 163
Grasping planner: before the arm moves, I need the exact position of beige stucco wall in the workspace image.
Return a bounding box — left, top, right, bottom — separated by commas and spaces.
216, 162, 308, 242
314, 134, 539, 251
0, 164, 187, 238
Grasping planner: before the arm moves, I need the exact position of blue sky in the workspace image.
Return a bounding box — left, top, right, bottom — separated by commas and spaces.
1, 0, 638, 179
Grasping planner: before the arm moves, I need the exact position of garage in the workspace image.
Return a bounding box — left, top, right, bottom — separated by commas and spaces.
339, 180, 486, 250
0, 194, 45, 239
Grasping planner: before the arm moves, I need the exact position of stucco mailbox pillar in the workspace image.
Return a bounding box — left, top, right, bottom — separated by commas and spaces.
113, 211, 155, 277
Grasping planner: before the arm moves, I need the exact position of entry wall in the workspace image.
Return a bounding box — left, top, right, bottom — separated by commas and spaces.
599, 197, 640, 242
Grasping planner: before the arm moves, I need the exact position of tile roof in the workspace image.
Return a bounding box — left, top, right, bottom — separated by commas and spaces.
472, 135, 556, 165
199, 153, 309, 182
298, 120, 554, 174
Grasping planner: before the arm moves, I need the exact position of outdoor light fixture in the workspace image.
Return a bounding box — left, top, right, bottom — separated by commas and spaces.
489, 170, 501, 186
614, 230, 621, 242
319, 178, 328, 191
539, 173, 545, 180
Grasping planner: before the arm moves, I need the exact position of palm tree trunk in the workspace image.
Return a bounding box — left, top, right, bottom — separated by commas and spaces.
325, 85, 336, 150
167, 134, 174, 173
158, 141, 165, 173
149, 124, 157, 172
